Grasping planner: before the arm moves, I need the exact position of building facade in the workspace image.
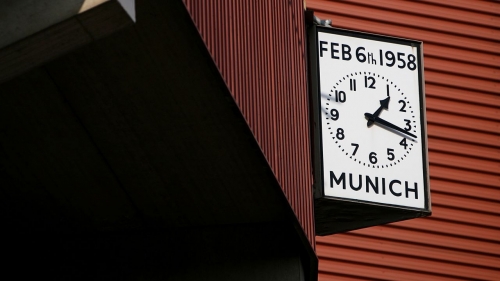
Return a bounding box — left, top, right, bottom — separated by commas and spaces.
306, 1, 499, 280
0, 0, 498, 280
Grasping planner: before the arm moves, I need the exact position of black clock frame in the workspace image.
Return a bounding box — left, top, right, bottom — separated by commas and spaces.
307, 24, 431, 236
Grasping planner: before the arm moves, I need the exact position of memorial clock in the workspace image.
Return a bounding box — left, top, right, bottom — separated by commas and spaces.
309, 25, 431, 235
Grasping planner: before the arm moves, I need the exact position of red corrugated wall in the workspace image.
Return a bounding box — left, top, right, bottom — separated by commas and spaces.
182, 1, 315, 245
307, 0, 500, 280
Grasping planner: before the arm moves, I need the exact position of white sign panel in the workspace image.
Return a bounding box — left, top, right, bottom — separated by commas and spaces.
316, 28, 429, 210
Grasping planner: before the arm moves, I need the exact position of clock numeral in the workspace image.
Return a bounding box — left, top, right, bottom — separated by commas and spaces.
351, 143, 359, 156
397, 52, 406, 69
364, 76, 376, 89
399, 100, 407, 112
336, 128, 345, 140
387, 148, 395, 161
335, 90, 346, 103
385, 51, 395, 67
408, 54, 417, 70
404, 119, 411, 131
400, 138, 408, 149
330, 109, 339, 120
350, 79, 356, 91
369, 152, 378, 164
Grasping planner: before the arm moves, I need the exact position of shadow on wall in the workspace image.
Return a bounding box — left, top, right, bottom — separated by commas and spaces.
0, 0, 108, 49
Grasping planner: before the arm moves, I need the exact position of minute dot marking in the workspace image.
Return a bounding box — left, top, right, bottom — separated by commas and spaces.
326, 72, 412, 168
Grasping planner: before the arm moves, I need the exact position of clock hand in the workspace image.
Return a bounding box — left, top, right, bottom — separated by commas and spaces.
367, 97, 390, 127
364, 113, 417, 139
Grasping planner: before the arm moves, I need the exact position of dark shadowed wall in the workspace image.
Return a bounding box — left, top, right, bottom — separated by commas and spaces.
183, 0, 315, 246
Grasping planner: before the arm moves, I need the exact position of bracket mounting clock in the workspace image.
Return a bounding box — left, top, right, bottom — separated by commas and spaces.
308, 25, 431, 235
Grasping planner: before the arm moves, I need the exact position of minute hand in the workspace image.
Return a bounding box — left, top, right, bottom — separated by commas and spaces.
364, 113, 417, 139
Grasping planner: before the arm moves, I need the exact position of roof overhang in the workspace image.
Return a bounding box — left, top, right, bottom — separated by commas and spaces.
0, 0, 317, 279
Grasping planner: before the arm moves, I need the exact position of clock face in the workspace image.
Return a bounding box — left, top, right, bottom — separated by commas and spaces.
324, 71, 418, 169
314, 27, 429, 210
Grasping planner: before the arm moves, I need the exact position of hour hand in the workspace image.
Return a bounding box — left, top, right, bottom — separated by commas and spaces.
367, 97, 390, 127
365, 113, 417, 139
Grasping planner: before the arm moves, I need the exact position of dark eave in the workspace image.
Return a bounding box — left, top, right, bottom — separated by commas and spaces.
0, 0, 316, 279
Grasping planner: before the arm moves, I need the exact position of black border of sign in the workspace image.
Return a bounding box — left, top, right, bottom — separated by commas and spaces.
309, 25, 431, 213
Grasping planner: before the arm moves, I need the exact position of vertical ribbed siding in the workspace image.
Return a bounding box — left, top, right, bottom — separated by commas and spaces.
182, 1, 315, 245
308, 0, 500, 280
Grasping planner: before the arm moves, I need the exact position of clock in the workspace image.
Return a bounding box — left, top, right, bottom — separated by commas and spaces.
311, 26, 430, 213
324, 71, 418, 169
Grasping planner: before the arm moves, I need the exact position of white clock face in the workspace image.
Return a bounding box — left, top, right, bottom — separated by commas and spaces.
324, 71, 417, 168
316, 29, 428, 210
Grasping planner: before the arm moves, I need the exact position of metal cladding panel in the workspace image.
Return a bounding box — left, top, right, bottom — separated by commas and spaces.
182, 1, 315, 245
307, 0, 499, 280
